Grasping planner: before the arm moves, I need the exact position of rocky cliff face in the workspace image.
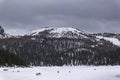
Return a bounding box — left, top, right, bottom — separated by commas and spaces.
0, 27, 120, 66
0, 26, 11, 38
0, 26, 5, 38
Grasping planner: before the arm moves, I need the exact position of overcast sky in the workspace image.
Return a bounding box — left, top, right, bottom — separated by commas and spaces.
0, 0, 120, 35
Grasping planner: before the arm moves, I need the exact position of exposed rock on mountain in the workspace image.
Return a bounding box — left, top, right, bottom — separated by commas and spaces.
0, 26, 12, 38
0, 26, 5, 38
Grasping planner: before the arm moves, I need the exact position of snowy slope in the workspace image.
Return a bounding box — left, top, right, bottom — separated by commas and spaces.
1, 66, 120, 80
97, 36, 120, 46
30, 27, 88, 38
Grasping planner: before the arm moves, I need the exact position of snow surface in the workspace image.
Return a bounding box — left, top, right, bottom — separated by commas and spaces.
31, 27, 84, 35
30, 27, 87, 38
97, 36, 120, 46
1, 66, 120, 80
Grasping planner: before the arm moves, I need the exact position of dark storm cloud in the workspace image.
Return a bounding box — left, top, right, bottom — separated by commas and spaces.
0, 0, 120, 35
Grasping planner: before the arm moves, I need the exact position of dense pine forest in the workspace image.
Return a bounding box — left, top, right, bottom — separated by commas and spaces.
0, 49, 27, 67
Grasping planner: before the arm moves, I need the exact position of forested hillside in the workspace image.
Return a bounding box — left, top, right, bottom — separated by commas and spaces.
0, 49, 27, 66
0, 27, 120, 66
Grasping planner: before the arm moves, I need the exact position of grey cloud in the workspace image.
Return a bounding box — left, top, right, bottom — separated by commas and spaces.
0, 0, 120, 35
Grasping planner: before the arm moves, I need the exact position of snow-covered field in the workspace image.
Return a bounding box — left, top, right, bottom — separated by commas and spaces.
0, 66, 120, 80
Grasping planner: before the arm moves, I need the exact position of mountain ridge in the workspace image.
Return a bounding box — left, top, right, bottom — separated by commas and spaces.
29, 27, 88, 39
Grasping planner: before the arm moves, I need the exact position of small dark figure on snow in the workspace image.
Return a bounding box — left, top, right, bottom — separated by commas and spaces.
69, 71, 71, 73
57, 71, 59, 73
3, 69, 8, 71
36, 72, 41, 76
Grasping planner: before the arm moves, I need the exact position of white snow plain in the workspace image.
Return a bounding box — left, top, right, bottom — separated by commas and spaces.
0, 66, 120, 80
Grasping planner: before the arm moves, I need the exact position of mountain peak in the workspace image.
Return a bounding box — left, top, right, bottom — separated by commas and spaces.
30, 27, 88, 38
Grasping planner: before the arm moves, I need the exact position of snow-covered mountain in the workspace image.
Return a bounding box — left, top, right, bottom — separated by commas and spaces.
29, 27, 120, 47
30, 27, 88, 38
1, 26, 120, 66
